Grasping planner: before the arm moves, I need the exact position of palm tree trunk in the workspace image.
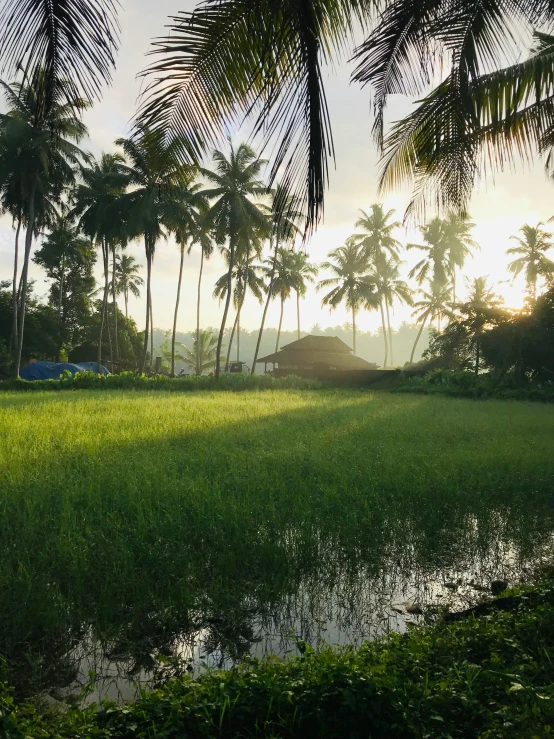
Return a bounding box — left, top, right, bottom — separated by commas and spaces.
352, 305, 357, 354
150, 298, 154, 371
124, 289, 129, 319
237, 307, 240, 362
297, 290, 301, 340
9, 217, 21, 356
58, 253, 66, 321
103, 243, 113, 367
276, 295, 284, 354
97, 239, 110, 374
410, 311, 430, 365
172, 244, 185, 377
251, 238, 277, 375
112, 245, 119, 364
225, 312, 239, 371
216, 241, 235, 380
385, 300, 394, 367
15, 181, 37, 378
196, 248, 205, 375
379, 300, 388, 368
140, 241, 152, 374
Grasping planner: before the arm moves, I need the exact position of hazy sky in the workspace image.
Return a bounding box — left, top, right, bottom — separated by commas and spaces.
1, 0, 553, 338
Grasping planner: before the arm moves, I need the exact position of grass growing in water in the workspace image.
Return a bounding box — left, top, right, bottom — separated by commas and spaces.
1, 389, 554, 695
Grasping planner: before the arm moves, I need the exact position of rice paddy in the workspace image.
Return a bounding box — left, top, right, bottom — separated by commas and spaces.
1, 388, 554, 698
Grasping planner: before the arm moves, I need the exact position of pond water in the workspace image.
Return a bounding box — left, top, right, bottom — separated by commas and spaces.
56, 517, 553, 704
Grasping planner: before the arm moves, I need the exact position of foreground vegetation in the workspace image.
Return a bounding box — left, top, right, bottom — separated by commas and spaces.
3, 579, 554, 738
1, 389, 554, 702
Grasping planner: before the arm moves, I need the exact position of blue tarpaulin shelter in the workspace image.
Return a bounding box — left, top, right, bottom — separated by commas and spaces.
20, 361, 109, 381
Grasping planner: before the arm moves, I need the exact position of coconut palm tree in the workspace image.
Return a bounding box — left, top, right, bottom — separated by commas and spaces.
317, 240, 377, 354
371, 257, 413, 367
443, 213, 479, 304
354, 204, 402, 264
410, 283, 454, 364
73, 152, 130, 371
191, 203, 215, 375
138, 1, 554, 227
181, 330, 220, 374
0, 77, 90, 376
214, 246, 265, 367
507, 223, 554, 302
251, 188, 303, 374
407, 219, 449, 289
457, 277, 506, 374
290, 250, 318, 339
115, 253, 143, 318
200, 142, 268, 378
116, 128, 192, 373
265, 247, 299, 355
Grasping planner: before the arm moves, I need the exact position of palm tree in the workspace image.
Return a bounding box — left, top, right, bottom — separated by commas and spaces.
214, 247, 265, 367
317, 240, 377, 354
442, 213, 479, 304
0, 77, 90, 376
407, 219, 449, 289
266, 248, 298, 355
73, 152, 129, 372
507, 224, 554, 302
410, 283, 454, 364
115, 253, 143, 318
116, 128, 191, 373
171, 183, 204, 377
354, 204, 402, 263
251, 188, 303, 374
181, 330, 220, 374
290, 250, 318, 339
191, 203, 215, 375
371, 257, 413, 367
201, 142, 268, 379
457, 277, 506, 374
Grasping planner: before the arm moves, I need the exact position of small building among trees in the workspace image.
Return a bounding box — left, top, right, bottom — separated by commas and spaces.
257, 335, 378, 375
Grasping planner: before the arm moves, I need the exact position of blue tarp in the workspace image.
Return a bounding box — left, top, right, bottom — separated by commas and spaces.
20, 361, 109, 381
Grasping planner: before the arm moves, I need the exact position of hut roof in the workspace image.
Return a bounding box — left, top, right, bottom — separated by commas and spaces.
256, 349, 376, 369
280, 335, 353, 353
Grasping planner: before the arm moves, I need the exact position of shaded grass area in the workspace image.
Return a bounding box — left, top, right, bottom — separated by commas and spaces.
1, 389, 554, 696
3, 581, 554, 738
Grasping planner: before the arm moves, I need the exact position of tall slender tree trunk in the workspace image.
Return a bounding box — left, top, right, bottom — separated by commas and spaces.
103, 243, 113, 367
196, 248, 205, 375
276, 295, 284, 354
385, 300, 394, 367
112, 245, 119, 364
237, 307, 241, 362
410, 311, 430, 365
150, 298, 154, 371
97, 239, 110, 374
9, 217, 21, 356
216, 241, 235, 380
172, 243, 186, 377
124, 290, 129, 319
140, 241, 152, 374
297, 291, 301, 340
252, 239, 277, 375
352, 305, 357, 354
225, 311, 238, 371
452, 269, 456, 306
58, 253, 66, 321
379, 300, 388, 368
15, 182, 37, 378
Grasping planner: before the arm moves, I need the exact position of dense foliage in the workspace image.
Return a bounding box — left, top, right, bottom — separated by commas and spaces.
2, 580, 554, 738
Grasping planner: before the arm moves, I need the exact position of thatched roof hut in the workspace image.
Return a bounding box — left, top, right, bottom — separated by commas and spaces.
257, 335, 378, 371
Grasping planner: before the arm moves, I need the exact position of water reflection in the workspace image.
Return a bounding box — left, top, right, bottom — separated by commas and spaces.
58, 517, 554, 704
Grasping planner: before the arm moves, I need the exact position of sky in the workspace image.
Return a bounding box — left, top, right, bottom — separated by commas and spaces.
1, 0, 553, 338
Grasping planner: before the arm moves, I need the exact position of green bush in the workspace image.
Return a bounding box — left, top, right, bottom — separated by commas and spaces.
0, 372, 324, 393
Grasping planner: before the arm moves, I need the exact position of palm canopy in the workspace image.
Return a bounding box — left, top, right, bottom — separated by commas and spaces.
289, 250, 318, 296
353, 204, 402, 263
265, 247, 303, 302
507, 223, 554, 299
412, 282, 454, 328
0, 0, 119, 119
115, 253, 143, 299
372, 258, 413, 309
181, 330, 219, 374
317, 240, 377, 312
214, 247, 265, 308
407, 218, 449, 288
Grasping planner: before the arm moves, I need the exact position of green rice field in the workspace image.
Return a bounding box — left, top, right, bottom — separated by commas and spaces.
1, 388, 554, 698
